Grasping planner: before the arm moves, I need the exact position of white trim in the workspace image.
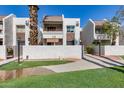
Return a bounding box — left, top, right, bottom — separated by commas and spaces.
4, 14, 16, 20
89, 19, 96, 40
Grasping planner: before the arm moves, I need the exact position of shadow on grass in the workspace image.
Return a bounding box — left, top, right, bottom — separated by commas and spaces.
83, 56, 124, 74
87, 54, 124, 66
101, 56, 124, 65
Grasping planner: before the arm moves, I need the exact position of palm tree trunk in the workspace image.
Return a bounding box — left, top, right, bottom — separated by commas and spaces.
29, 5, 39, 45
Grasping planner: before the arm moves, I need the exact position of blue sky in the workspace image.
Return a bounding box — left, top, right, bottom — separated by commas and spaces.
0, 5, 121, 27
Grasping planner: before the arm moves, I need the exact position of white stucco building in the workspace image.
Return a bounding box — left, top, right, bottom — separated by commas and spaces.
0, 14, 30, 46
41, 15, 81, 46
0, 14, 82, 59
0, 14, 81, 46
80, 19, 119, 46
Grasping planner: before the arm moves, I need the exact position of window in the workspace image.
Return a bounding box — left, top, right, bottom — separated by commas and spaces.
0, 30, 2, 34
47, 27, 56, 31
0, 38, 3, 45
67, 26, 75, 32
76, 21, 79, 26
95, 27, 104, 34
67, 40, 74, 45
0, 21, 3, 25
16, 25, 25, 32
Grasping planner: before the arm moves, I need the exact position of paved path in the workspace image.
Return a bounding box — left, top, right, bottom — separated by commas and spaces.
0, 57, 19, 66
0, 66, 54, 81
43, 54, 124, 73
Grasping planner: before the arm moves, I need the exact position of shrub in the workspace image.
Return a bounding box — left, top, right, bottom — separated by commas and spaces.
86, 45, 95, 54
7, 48, 13, 55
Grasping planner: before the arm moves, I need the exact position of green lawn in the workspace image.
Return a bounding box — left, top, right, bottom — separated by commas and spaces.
121, 56, 124, 60
0, 66, 124, 88
0, 60, 70, 70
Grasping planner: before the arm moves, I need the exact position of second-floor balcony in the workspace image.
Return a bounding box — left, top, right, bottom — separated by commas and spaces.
0, 25, 3, 30
43, 31, 63, 34
16, 29, 25, 32
43, 23, 63, 32
42, 31, 63, 39
0, 33, 4, 38
0, 29, 3, 37
16, 25, 25, 33
95, 34, 110, 40
43, 28, 63, 32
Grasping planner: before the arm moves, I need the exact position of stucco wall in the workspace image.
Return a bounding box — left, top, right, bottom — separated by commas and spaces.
119, 30, 124, 45
80, 19, 95, 45
94, 45, 124, 56
64, 18, 80, 45
0, 45, 6, 59
23, 45, 82, 59
13, 18, 30, 46
94, 46, 105, 55
104, 46, 124, 55
4, 14, 15, 46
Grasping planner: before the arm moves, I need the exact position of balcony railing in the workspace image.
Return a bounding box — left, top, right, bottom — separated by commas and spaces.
0, 33, 3, 38
0, 25, 3, 30
43, 29, 63, 31
43, 31, 63, 34
16, 29, 25, 32
0, 30, 3, 35
95, 34, 110, 40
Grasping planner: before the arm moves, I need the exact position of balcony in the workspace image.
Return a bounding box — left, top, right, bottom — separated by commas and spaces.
42, 31, 63, 38
0, 33, 3, 38
0, 29, 3, 38
95, 34, 110, 40
16, 25, 25, 33
0, 25, 3, 30
43, 31, 63, 35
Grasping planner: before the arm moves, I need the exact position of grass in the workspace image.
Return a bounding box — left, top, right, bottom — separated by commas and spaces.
121, 56, 124, 60
0, 66, 124, 88
0, 60, 70, 70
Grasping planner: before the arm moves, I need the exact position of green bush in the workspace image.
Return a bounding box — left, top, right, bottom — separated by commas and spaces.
7, 48, 13, 55
86, 45, 95, 54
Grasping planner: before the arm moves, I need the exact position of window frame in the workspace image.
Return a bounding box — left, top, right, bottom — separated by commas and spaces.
67, 25, 75, 32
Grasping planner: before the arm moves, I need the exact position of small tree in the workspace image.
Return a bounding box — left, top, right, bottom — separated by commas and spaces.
102, 17, 120, 45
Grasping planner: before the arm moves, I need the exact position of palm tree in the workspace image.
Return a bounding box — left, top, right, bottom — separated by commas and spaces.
29, 5, 39, 45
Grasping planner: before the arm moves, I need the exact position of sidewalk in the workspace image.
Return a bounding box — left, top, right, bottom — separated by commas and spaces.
0, 57, 18, 66
43, 54, 124, 73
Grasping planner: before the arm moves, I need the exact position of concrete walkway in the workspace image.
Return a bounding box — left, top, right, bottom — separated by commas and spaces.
0, 57, 19, 66
43, 54, 124, 73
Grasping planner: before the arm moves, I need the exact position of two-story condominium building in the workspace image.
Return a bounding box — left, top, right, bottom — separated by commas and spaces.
0, 14, 80, 47
41, 15, 80, 46
0, 14, 30, 46
80, 19, 119, 46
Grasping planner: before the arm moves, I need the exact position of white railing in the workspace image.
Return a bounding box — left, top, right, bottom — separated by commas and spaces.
42, 31, 63, 38
0, 31, 3, 34
95, 34, 110, 40
43, 31, 63, 35
0, 25, 3, 30
0, 32, 3, 38
16, 29, 25, 32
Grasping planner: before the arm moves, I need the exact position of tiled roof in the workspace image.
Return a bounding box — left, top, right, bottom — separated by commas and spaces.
0, 16, 6, 21
94, 20, 105, 26
43, 16, 63, 22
